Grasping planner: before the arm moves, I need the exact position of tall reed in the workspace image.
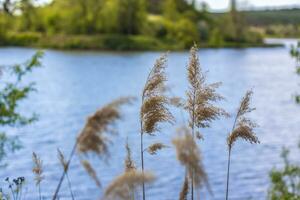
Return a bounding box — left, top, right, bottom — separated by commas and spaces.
185, 45, 227, 199
32, 152, 44, 200
52, 97, 132, 199
140, 53, 173, 200
225, 90, 260, 200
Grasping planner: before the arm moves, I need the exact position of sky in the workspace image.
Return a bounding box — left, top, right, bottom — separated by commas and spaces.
197, 0, 300, 11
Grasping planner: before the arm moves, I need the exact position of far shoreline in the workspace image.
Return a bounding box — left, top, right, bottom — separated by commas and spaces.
0, 34, 286, 52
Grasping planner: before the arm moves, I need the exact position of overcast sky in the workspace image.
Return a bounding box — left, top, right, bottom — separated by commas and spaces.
197, 0, 300, 11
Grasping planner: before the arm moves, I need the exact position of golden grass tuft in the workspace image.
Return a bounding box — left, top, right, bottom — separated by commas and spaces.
141, 53, 174, 134
172, 127, 208, 188
57, 148, 68, 172
104, 171, 155, 200
77, 97, 133, 155
227, 90, 259, 150
81, 160, 101, 187
32, 152, 44, 186
227, 119, 259, 149
125, 140, 136, 172
147, 142, 168, 155
186, 44, 228, 131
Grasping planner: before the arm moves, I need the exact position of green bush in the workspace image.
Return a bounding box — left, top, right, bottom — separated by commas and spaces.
268, 146, 300, 199
5, 32, 41, 46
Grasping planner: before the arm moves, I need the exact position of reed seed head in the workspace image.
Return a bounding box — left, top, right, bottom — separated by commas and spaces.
77, 97, 133, 155
125, 140, 136, 172
57, 148, 68, 172
186, 44, 227, 134
81, 160, 101, 187
32, 152, 44, 186
227, 90, 259, 150
147, 142, 168, 155
104, 171, 155, 200
172, 127, 208, 188
141, 53, 174, 135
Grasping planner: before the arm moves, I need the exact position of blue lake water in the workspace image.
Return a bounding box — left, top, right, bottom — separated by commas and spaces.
0, 40, 299, 200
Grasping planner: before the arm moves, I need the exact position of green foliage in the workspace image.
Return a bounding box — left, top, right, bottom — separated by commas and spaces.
290, 41, 300, 104
0, 0, 267, 49
268, 146, 300, 199
163, 0, 178, 21
116, 0, 146, 35
243, 8, 300, 26
0, 51, 43, 161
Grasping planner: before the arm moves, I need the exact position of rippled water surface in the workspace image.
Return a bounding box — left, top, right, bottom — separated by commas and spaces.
0, 40, 299, 200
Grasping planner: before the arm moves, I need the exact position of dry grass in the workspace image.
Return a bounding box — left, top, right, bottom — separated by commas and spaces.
104, 171, 155, 200
57, 149, 68, 172
81, 160, 101, 187
225, 90, 259, 200
32, 152, 44, 186
139, 53, 174, 200
146, 143, 168, 155
53, 97, 133, 199
125, 140, 136, 172
186, 44, 227, 131
32, 152, 44, 200
77, 97, 133, 155
141, 53, 174, 135
172, 127, 208, 189
227, 90, 260, 150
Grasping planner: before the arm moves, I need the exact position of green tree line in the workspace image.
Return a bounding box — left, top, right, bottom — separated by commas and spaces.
0, 0, 264, 50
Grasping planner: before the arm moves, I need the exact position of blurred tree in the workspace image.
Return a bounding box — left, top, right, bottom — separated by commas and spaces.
163, 0, 178, 21
116, 0, 146, 35
0, 51, 43, 164
0, 0, 13, 15
19, 0, 36, 31
268, 146, 300, 199
230, 0, 247, 42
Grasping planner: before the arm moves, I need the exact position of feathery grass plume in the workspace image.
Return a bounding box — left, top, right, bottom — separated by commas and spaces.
57, 149, 68, 172
32, 152, 44, 200
124, 141, 137, 200
77, 97, 133, 187
104, 171, 155, 200
125, 140, 136, 172
57, 149, 75, 200
53, 97, 133, 200
141, 53, 174, 134
186, 44, 227, 132
81, 160, 101, 187
77, 97, 134, 155
172, 127, 208, 189
179, 174, 189, 200
225, 90, 260, 200
227, 119, 259, 150
146, 143, 168, 155
185, 44, 227, 200
139, 53, 174, 200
